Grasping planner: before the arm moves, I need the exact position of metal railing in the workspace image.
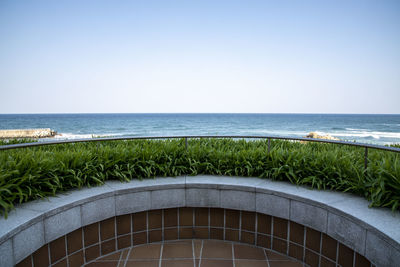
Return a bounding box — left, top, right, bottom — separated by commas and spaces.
1, 135, 400, 170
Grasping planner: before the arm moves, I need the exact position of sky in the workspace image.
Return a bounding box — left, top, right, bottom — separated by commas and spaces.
0, 0, 399, 114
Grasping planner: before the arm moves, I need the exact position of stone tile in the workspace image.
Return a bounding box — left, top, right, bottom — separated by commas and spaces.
132, 211, 147, 232
355, 252, 371, 267
321, 233, 337, 261
162, 240, 193, 259
179, 207, 193, 226
225, 209, 240, 229
256, 193, 289, 219
185, 175, 220, 189
148, 209, 162, 229
241, 230, 255, 245
0, 208, 42, 244
100, 217, 116, 241
195, 208, 209, 227
210, 208, 224, 227
241, 211, 256, 232
68, 250, 84, 267
235, 260, 269, 267
289, 221, 304, 245
329, 195, 400, 247
161, 259, 194, 267
256, 234, 271, 249
19, 184, 114, 217
107, 176, 186, 193
194, 227, 208, 239
305, 227, 320, 253
193, 239, 202, 258
179, 227, 194, 239
129, 244, 164, 260
85, 244, 100, 262
273, 217, 288, 239
257, 214, 272, 235
133, 232, 147, 245
151, 189, 185, 209
304, 249, 319, 267
84, 222, 99, 246
49, 236, 66, 263
115, 191, 151, 216
101, 239, 116, 255
220, 190, 255, 211
289, 243, 304, 262
290, 201, 327, 233
82, 196, 116, 226
265, 250, 290, 261
13, 221, 45, 263
67, 228, 82, 254
117, 234, 131, 250
116, 214, 131, 235
149, 230, 162, 243
338, 243, 354, 267
186, 175, 263, 191
52, 259, 68, 267
164, 228, 178, 241
234, 244, 266, 260
225, 229, 239, 242
186, 188, 220, 207
125, 260, 159, 267
327, 212, 366, 254
15, 256, 31, 267
217, 177, 264, 192
0, 239, 14, 267
202, 240, 232, 259
44, 206, 81, 242
164, 208, 178, 227
269, 260, 304, 267
200, 259, 233, 267
272, 238, 287, 254
365, 230, 400, 267
32, 244, 49, 267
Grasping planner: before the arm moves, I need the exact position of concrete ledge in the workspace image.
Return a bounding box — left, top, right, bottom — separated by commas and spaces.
0, 175, 399, 267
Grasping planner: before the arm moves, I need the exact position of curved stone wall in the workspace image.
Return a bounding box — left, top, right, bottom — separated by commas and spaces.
0, 176, 399, 266
13, 208, 371, 267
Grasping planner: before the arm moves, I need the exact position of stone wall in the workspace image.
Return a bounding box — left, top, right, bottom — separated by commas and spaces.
0, 129, 56, 139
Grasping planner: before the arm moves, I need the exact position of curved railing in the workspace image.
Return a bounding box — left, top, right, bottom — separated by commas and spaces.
1, 135, 400, 170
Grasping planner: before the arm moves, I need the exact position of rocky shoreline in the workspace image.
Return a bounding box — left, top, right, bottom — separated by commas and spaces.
0, 128, 57, 139
304, 132, 340, 141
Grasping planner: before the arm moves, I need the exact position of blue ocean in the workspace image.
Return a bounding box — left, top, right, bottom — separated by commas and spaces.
1, 113, 400, 145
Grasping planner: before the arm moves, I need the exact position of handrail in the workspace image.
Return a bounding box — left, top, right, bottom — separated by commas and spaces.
0, 135, 399, 152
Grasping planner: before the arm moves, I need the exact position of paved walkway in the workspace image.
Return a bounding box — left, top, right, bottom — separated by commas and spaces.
85, 239, 307, 267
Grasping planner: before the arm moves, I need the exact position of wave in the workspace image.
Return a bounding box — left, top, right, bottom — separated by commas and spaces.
53, 133, 121, 139
46, 130, 400, 145
317, 130, 400, 140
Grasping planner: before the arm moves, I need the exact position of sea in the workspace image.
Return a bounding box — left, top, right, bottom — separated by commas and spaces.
1, 113, 400, 145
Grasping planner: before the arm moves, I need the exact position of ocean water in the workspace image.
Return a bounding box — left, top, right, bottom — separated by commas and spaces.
1, 113, 400, 145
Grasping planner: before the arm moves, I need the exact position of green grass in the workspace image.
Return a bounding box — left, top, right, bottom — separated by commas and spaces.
0, 138, 399, 217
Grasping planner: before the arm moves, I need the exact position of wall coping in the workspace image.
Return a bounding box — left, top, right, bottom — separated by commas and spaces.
0, 175, 399, 266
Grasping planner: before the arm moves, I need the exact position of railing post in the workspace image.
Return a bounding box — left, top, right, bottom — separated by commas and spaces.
267, 138, 271, 154
364, 147, 368, 170
185, 137, 188, 150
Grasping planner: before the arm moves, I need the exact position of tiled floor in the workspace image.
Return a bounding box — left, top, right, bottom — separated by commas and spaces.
85, 239, 308, 267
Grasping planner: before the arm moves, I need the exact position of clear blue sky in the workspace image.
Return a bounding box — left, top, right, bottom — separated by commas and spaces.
1, 0, 399, 114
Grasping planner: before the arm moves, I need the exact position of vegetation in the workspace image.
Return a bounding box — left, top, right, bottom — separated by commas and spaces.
0, 138, 38, 146
0, 138, 399, 217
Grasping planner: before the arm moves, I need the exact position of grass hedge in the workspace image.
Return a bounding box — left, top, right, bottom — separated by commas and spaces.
0, 138, 399, 217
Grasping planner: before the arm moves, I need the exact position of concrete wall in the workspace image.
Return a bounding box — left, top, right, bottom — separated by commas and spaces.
0, 129, 56, 139
0, 176, 399, 267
